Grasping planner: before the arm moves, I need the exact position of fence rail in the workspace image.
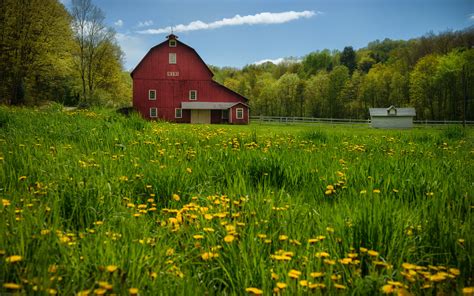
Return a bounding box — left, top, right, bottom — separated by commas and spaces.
250, 115, 474, 126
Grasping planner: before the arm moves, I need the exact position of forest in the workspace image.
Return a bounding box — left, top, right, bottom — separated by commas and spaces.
0, 0, 473, 120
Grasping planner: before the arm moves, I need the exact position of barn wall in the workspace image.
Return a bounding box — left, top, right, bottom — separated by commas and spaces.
371, 116, 413, 128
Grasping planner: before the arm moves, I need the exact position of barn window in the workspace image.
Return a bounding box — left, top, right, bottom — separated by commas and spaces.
149, 107, 157, 118
148, 89, 156, 100
189, 90, 197, 100
175, 108, 182, 118
169, 40, 177, 47
236, 108, 244, 119
169, 53, 176, 64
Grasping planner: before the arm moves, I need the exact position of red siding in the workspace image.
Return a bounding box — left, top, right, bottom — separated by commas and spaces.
132, 35, 249, 124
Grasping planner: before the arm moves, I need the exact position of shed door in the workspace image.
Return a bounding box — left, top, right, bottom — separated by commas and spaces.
191, 110, 210, 124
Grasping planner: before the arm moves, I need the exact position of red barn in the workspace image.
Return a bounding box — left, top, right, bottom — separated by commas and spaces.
131, 34, 249, 124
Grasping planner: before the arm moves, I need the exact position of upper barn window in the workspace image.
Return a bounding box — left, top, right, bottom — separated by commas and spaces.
169, 40, 177, 47
148, 89, 156, 100
169, 53, 176, 64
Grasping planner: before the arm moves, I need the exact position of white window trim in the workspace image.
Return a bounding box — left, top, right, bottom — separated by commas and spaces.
236, 108, 244, 119
150, 107, 157, 118
175, 108, 182, 118
148, 89, 156, 100
169, 53, 176, 64
169, 40, 177, 47
189, 90, 197, 101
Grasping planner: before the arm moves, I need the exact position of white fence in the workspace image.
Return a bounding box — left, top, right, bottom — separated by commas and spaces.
250, 116, 474, 126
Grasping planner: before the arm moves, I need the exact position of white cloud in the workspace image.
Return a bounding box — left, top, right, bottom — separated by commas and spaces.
137, 20, 154, 28
138, 10, 319, 34
253, 57, 301, 65
114, 19, 124, 27
469, 13, 474, 21
253, 58, 285, 65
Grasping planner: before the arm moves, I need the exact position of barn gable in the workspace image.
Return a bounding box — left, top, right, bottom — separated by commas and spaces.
130, 34, 214, 81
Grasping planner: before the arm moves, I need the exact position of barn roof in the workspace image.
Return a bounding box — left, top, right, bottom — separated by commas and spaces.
130, 36, 214, 78
181, 102, 249, 110
369, 106, 416, 117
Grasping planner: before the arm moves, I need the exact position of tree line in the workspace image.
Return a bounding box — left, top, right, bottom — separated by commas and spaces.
0, 0, 130, 107
1, 0, 472, 121
211, 27, 474, 121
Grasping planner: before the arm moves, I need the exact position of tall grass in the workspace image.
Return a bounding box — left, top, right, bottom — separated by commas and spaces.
0, 106, 472, 295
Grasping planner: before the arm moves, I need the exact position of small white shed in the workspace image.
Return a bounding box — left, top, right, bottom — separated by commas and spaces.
369, 106, 416, 129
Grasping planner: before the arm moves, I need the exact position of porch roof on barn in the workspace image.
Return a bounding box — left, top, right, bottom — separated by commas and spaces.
181, 102, 248, 110
369, 106, 416, 117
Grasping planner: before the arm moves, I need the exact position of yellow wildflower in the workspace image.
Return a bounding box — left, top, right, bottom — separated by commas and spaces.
462, 287, 474, 295
186, 167, 192, 173
245, 287, 263, 295
315, 252, 330, 258
310, 272, 325, 278
172, 194, 180, 201
129, 288, 139, 295
6, 255, 22, 263
224, 235, 235, 243
276, 282, 287, 289
3, 283, 22, 289
367, 250, 379, 257
334, 284, 347, 289
106, 265, 118, 273
288, 269, 302, 279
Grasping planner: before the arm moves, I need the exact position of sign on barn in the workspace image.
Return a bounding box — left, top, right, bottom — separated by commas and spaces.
369, 106, 416, 128
131, 34, 249, 124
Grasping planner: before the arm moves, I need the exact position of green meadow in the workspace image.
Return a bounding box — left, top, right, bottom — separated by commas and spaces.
0, 106, 472, 295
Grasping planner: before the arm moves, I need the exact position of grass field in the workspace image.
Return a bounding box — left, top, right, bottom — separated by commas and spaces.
0, 106, 473, 295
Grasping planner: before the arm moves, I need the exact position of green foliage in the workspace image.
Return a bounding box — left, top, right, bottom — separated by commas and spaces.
212, 27, 474, 121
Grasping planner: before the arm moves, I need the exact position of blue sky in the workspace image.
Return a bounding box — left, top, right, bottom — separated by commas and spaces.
62, 0, 473, 70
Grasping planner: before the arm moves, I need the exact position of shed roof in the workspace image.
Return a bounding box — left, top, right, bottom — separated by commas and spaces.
181, 102, 248, 110
369, 106, 416, 117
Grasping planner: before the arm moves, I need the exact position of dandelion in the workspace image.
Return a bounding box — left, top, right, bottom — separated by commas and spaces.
367, 250, 379, 257
172, 194, 180, 201
186, 167, 192, 174
315, 252, 330, 258
381, 284, 395, 294
93, 288, 107, 295
18, 176, 27, 181
193, 234, 204, 240
299, 280, 309, 287
308, 283, 326, 289
3, 283, 22, 289
276, 282, 287, 289
6, 255, 22, 263
310, 272, 325, 278
463, 287, 474, 295
106, 265, 118, 273
224, 235, 235, 243
334, 284, 347, 289
288, 269, 302, 279
360, 190, 367, 194
278, 235, 288, 241
129, 288, 139, 295
373, 189, 381, 194
245, 287, 263, 295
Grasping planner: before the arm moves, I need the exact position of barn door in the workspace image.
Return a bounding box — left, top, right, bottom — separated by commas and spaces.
191, 110, 210, 124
